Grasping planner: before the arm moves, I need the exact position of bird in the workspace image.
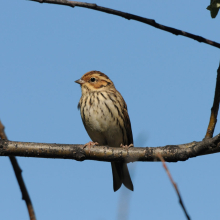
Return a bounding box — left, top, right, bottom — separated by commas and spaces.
75, 70, 134, 192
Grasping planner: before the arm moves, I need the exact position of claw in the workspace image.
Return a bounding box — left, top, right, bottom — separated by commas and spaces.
120, 143, 134, 150
84, 141, 99, 154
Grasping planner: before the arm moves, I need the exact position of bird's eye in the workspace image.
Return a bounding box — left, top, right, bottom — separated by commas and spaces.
90, 77, 96, 82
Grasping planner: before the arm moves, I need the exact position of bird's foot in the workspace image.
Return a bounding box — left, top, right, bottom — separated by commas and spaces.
120, 143, 134, 150
84, 141, 99, 154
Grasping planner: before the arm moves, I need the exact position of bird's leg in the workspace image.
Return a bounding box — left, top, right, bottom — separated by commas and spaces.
84, 141, 99, 154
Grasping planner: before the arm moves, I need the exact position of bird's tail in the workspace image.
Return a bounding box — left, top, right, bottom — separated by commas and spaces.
111, 162, 134, 192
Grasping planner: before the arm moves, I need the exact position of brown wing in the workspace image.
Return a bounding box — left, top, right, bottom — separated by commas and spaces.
115, 89, 133, 146
122, 105, 133, 145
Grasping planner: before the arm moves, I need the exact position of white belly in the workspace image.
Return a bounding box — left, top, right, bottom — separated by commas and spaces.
80, 94, 124, 147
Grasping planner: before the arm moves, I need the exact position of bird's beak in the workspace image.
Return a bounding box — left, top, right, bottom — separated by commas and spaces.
75, 79, 85, 85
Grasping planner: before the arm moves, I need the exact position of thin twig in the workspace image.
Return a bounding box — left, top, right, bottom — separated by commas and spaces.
205, 63, 220, 138
0, 120, 36, 220
157, 153, 190, 220
29, 0, 220, 49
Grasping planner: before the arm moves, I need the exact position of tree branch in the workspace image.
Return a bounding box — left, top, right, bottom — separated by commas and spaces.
157, 153, 190, 220
0, 121, 36, 220
0, 133, 220, 162
29, 0, 220, 49
205, 63, 220, 138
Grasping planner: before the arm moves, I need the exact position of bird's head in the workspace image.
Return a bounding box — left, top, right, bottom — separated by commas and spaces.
75, 71, 115, 92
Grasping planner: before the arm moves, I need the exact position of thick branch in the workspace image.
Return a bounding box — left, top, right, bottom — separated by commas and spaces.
1, 133, 220, 162
30, 0, 220, 49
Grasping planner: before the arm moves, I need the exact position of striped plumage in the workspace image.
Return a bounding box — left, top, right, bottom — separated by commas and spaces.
75, 71, 134, 191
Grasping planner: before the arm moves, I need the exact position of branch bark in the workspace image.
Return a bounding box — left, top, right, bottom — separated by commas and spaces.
157, 153, 190, 220
29, 0, 220, 49
1, 133, 220, 162
205, 63, 220, 138
0, 121, 36, 220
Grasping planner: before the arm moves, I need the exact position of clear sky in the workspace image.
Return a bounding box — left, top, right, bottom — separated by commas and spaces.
1, 0, 220, 219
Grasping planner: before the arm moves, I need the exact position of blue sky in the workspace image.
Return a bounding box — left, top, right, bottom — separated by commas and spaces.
1, 0, 220, 219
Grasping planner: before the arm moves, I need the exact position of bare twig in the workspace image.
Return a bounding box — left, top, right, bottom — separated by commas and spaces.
29, 0, 220, 49
0, 133, 220, 162
0, 121, 36, 220
157, 153, 190, 220
205, 63, 220, 138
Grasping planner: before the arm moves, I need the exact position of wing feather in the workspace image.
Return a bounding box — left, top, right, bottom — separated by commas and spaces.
115, 90, 133, 145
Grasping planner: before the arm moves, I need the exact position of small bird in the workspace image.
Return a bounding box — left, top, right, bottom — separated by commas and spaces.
75, 71, 134, 192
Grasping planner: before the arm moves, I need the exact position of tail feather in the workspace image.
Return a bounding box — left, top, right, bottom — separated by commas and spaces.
111, 162, 123, 192
121, 163, 133, 191
111, 162, 133, 192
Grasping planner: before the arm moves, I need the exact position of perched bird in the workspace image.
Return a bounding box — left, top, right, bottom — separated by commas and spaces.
75, 71, 134, 192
